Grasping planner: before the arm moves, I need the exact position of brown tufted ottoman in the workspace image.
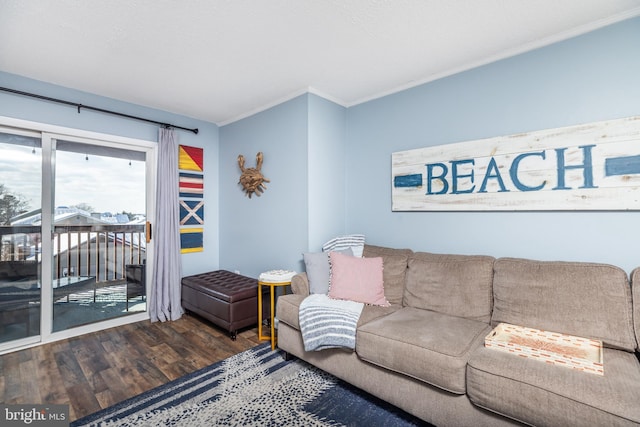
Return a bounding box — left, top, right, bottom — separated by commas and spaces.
181, 270, 268, 340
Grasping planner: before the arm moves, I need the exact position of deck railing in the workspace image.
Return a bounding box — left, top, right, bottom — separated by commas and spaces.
0, 224, 146, 284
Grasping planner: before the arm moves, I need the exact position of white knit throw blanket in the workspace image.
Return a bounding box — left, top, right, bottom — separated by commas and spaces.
299, 294, 364, 351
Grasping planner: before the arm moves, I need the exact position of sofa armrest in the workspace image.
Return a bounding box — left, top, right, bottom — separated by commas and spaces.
291, 272, 310, 296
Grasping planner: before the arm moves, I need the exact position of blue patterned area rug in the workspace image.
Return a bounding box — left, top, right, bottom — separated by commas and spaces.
71, 343, 430, 426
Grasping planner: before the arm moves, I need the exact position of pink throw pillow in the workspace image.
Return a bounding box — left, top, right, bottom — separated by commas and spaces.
328, 252, 390, 306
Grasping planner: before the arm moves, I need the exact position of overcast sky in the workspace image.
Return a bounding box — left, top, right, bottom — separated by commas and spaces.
0, 142, 146, 215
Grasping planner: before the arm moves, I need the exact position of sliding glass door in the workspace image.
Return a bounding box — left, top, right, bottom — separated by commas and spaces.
0, 130, 42, 346
0, 120, 155, 351
51, 137, 148, 332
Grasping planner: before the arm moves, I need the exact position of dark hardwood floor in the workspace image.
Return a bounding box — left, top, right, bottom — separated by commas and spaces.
0, 313, 263, 421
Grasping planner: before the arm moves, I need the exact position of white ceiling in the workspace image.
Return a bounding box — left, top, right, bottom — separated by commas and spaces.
1, 1, 640, 126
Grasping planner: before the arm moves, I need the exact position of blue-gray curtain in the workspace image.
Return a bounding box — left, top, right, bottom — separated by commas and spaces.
150, 127, 184, 322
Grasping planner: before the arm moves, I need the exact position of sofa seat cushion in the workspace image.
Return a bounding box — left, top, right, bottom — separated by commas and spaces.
358, 303, 401, 327
356, 307, 490, 394
276, 293, 400, 331
467, 345, 640, 426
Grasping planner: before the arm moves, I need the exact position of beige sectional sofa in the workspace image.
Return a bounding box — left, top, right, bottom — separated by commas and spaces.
276, 244, 640, 426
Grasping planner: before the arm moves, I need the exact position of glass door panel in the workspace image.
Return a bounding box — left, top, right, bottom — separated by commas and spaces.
52, 138, 147, 332
0, 131, 42, 344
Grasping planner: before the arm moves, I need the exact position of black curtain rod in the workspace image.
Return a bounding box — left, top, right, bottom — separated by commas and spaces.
0, 86, 199, 134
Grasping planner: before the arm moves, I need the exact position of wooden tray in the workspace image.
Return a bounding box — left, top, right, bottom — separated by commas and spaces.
485, 323, 603, 375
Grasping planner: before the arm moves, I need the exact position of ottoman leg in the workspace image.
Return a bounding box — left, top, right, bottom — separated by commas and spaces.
229, 330, 237, 341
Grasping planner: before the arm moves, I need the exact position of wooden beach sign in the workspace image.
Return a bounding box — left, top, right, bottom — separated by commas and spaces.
392, 116, 640, 211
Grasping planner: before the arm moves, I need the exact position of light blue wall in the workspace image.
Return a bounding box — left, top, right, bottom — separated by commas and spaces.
218, 93, 347, 277
219, 95, 310, 277
307, 94, 347, 250
345, 17, 640, 273
0, 71, 220, 277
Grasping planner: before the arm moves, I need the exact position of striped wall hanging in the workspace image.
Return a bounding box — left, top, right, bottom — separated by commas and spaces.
179, 145, 205, 253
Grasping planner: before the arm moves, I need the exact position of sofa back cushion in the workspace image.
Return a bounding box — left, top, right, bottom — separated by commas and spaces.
630, 268, 640, 350
492, 258, 636, 351
362, 244, 412, 306
404, 252, 494, 323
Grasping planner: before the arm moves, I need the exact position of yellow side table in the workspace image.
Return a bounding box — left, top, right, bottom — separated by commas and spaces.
258, 270, 296, 350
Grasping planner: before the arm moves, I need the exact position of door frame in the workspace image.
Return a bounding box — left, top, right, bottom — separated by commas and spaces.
0, 116, 156, 354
